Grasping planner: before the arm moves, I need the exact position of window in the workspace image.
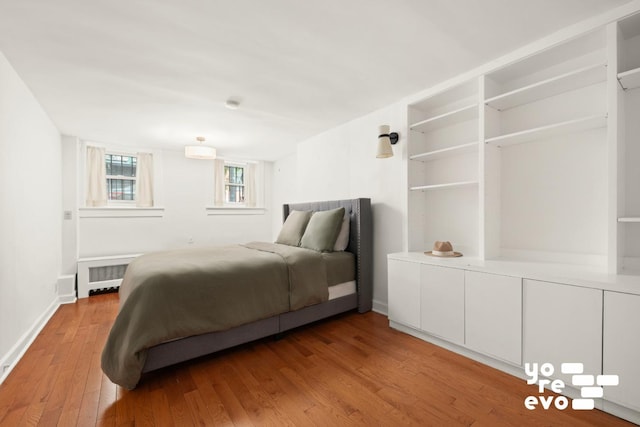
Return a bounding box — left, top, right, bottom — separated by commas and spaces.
210, 159, 261, 213
224, 164, 245, 204
106, 153, 137, 202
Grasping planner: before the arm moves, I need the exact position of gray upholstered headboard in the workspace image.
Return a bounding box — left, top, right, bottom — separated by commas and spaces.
283, 198, 372, 313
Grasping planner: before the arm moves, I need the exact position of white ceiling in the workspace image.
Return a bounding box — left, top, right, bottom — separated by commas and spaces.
0, 0, 631, 161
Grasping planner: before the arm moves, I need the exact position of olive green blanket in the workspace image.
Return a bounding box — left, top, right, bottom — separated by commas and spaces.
101, 242, 328, 389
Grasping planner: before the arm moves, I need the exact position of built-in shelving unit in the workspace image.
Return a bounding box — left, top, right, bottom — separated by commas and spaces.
406, 27, 611, 268
484, 29, 608, 266
407, 78, 480, 257
617, 12, 640, 273
395, 10, 640, 425
618, 67, 640, 90
485, 114, 607, 147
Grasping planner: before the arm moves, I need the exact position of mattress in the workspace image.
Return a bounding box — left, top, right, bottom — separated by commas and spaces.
329, 280, 356, 300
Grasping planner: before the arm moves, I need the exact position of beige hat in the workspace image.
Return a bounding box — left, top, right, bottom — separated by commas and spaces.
424, 241, 463, 257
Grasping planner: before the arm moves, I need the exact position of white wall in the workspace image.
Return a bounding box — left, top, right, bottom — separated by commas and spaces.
0, 51, 61, 372
272, 103, 406, 313
271, 152, 297, 236
61, 135, 80, 274
77, 149, 274, 257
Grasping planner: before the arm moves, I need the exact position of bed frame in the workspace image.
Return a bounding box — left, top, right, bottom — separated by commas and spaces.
141, 198, 372, 374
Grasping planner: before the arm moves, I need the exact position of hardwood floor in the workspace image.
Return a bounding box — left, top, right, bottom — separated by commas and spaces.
0, 294, 634, 426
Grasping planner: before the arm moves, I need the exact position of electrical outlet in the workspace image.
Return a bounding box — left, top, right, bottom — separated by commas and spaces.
188, 237, 194, 244
63, 210, 72, 220
2, 364, 10, 373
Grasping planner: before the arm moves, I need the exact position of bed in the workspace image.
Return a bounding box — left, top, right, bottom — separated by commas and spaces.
101, 198, 372, 389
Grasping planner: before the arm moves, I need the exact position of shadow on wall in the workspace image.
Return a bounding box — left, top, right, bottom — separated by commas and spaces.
371, 202, 403, 311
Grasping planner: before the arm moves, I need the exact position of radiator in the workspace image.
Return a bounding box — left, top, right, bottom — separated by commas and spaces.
77, 254, 141, 298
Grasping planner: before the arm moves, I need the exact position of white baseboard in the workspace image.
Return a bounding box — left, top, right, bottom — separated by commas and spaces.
372, 299, 388, 315
0, 297, 59, 385
58, 293, 77, 305
57, 274, 76, 304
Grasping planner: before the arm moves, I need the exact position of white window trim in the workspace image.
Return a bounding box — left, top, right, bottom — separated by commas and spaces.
80, 142, 164, 218
79, 206, 165, 218
205, 206, 266, 215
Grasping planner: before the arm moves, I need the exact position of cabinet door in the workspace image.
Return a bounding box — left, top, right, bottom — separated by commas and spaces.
465, 271, 522, 365
421, 264, 464, 344
387, 259, 420, 329
523, 279, 602, 384
603, 291, 640, 411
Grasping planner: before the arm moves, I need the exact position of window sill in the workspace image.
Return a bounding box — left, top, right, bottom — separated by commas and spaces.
79, 207, 165, 218
206, 206, 267, 215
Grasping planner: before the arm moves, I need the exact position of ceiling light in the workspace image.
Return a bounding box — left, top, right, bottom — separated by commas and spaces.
185, 136, 216, 160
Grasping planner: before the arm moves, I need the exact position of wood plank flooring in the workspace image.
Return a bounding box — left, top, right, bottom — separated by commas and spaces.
0, 293, 634, 426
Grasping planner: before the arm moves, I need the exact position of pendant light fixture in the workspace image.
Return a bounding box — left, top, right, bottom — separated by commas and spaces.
185, 136, 217, 160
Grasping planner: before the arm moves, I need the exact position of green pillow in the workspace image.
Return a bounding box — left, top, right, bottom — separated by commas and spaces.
275, 210, 312, 246
300, 207, 345, 252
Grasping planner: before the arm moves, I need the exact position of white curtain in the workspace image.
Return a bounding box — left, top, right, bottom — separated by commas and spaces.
214, 158, 225, 206
86, 146, 107, 207
136, 152, 154, 207
245, 162, 257, 207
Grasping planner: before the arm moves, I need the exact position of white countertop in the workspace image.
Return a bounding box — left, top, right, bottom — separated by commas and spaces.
388, 252, 640, 296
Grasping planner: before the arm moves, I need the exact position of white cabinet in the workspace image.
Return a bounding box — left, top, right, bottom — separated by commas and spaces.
523, 279, 602, 384
387, 259, 420, 329
420, 264, 465, 344
603, 291, 640, 411
465, 271, 522, 365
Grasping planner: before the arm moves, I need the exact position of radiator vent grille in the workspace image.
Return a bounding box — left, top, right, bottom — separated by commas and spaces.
89, 264, 127, 283
88, 287, 119, 296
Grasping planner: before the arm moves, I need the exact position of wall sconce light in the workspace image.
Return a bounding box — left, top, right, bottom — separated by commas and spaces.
376, 125, 399, 158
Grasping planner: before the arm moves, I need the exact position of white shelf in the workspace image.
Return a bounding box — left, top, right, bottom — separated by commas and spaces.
410, 104, 477, 133
485, 114, 607, 147
410, 142, 477, 162
486, 63, 606, 111
410, 181, 478, 191
618, 67, 640, 90
619, 217, 640, 223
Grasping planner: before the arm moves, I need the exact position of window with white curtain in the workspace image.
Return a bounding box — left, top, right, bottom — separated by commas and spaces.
214, 159, 259, 208
82, 144, 160, 217
85, 145, 155, 208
